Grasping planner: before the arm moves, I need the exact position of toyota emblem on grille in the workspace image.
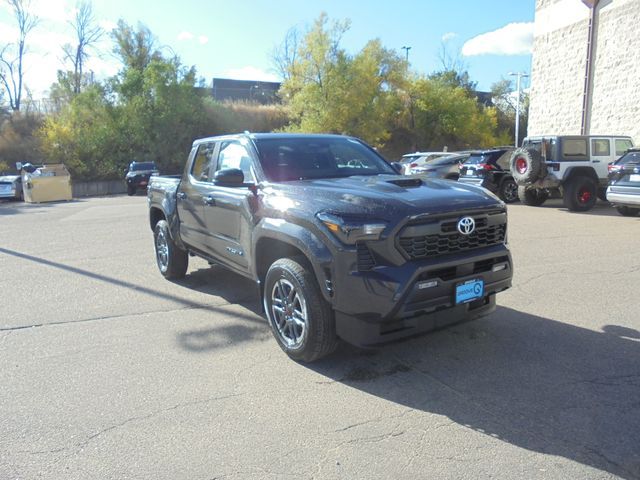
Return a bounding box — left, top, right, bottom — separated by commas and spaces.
457, 216, 475, 235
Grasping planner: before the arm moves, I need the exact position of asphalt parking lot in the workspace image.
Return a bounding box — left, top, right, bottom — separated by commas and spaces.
1, 195, 639, 480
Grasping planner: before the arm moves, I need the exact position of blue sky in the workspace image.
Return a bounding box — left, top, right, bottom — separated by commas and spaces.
0, 0, 534, 99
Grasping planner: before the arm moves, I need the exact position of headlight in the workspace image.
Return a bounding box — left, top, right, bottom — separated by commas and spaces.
317, 212, 387, 245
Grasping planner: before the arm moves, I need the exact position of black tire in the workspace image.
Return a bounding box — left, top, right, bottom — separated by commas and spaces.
127, 185, 136, 196
264, 258, 338, 362
518, 186, 548, 206
153, 219, 188, 279
616, 206, 640, 217
498, 177, 519, 203
510, 148, 545, 184
597, 188, 608, 202
563, 176, 597, 212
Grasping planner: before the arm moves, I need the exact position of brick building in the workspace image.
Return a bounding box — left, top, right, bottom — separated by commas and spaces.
528, 0, 640, 142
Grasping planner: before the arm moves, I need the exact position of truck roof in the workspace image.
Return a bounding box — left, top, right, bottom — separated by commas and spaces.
192, 132, 356, 147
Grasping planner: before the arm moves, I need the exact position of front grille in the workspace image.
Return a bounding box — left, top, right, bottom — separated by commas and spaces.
399, 214, 506, 260
356, 242, 376, 271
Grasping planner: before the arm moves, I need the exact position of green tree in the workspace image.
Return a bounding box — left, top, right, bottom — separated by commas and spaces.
411, 77, 502, 150
279, 13, 406, 147
40, 21, 208, 180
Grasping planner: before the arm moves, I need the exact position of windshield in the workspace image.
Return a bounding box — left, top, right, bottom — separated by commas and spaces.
254, 137, 396, 182
131, 162, 156, 171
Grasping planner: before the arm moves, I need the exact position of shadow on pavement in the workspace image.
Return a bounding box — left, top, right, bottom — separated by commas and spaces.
532, 199, 630, 218
173, 266, 270, 352
308, 307, 640, 479
0, 198, 86, 216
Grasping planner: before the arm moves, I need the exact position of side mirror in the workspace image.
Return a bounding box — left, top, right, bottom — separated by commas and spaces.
390, 162, 404, 174
214, 168, 245, 186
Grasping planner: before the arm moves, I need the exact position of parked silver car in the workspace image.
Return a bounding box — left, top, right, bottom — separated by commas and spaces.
0, 175, 23, 201
399, 151, 452, 174
411, 153, 470, 180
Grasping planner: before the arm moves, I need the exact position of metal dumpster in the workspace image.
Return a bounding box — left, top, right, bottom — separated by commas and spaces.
22, 164, 73, 203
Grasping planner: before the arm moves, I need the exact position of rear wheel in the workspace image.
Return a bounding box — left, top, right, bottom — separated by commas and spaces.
264, 258, 338, 362
564, 176, 597, 212
153, 219, 188, 279
518, 186, 548, 206
616, 206, 640, 217
498, 177, 519, 203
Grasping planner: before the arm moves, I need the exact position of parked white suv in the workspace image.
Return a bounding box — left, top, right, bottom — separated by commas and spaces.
509, 135, 634, 211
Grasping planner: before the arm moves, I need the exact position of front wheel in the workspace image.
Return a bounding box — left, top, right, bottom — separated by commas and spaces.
518, 186, 548, 206
564, 176, 597, 212
127, 185, 136, 196
616, 206, 640, 217
153, 219, 188, 279
499, 177, 519, 203
264, 258, 338, 362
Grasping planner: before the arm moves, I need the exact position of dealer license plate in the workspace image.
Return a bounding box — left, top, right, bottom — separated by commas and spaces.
629, 174, 640, 182
466, 170, 474, 176
455, 279, 484, 304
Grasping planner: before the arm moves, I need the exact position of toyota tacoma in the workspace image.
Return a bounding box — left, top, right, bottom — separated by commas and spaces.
147, 133, 513, 362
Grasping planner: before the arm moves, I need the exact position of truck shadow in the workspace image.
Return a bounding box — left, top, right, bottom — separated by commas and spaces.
172, 266, 270, 352
308, 307, 640, 479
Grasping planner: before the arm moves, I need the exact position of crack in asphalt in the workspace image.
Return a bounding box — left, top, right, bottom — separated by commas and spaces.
22, 392, 247, 459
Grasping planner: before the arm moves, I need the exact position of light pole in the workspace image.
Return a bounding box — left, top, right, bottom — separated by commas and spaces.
509, 71, 529, 147
401, 46, 412, 63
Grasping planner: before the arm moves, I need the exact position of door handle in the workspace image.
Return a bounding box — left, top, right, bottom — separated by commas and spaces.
203, 195, 216, 206
592, 160, 601, 163
177, 192, 187, 200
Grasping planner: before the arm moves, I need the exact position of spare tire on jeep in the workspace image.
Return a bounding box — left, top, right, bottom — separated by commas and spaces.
510, 148, 545, 185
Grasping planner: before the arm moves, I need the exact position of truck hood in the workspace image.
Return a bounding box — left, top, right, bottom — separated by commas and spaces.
263, 175, 504, 220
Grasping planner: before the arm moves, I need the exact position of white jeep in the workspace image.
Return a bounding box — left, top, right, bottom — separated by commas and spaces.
510, 135, 634, 211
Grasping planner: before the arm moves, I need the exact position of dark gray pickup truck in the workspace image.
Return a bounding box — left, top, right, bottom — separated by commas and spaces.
147, 133, 513, 362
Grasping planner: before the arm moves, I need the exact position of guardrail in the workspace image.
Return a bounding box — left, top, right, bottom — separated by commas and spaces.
72, 180, 127, 197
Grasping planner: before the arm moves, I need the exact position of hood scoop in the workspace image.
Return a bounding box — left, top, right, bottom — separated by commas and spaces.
386, 178, 423, 188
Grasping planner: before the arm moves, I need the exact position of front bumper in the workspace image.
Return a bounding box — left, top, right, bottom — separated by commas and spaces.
606, 186, 640, 206
331, 244, 512, 346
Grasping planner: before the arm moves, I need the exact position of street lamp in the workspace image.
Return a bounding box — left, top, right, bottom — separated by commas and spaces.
509, 71, 529, 147
401, 46, 412, 63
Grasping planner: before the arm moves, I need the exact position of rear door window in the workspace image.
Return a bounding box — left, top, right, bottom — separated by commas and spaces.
591, 139, 611, 156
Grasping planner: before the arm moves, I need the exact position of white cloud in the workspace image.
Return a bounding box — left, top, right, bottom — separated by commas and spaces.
177, 31, 194, 41
198, 35, 208, 45
220, 66, 279, 82
99, 19, 117, 33
462, 22, 533, 56
441, 32, 457, 42
30, 0, 74, 23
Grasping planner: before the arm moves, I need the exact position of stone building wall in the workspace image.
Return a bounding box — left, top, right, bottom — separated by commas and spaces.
528, 0, 640, 142
587, 0, 640, 138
